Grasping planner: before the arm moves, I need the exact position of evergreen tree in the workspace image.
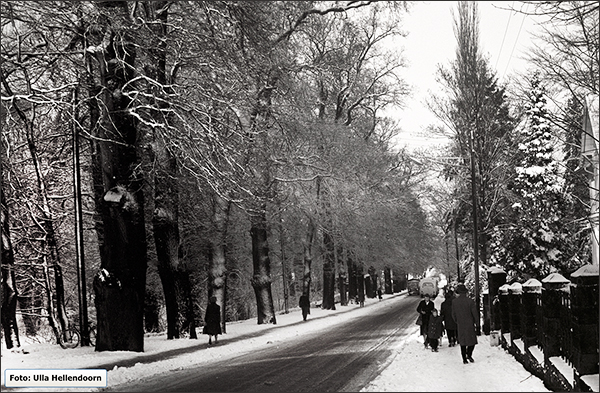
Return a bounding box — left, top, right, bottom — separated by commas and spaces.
506, 72, 572, 278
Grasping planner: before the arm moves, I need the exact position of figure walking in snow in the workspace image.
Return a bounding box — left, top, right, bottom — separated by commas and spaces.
203, 296, 222, 345
299, 294, 310, 321
427, 308, 444, 352
452, 284, 480, 364
441, 290, 458, 346
417, 294, 435, 348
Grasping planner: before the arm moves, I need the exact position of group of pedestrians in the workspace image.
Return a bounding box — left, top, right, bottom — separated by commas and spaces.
417, 283, 480, 364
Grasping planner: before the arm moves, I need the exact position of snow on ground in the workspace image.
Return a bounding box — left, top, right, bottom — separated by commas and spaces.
2, 291, 548, 392
362, 327, 548, 392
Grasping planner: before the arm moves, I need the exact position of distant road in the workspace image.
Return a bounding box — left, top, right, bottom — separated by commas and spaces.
111, 295, 421, 392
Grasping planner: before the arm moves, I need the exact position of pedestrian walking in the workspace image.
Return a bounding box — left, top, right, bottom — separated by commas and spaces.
427, 308, 445, 352
203, 296, 222, 345
440, 289, 458, 347
451, 284, 480, 364
417, 294, 435, 348
299, 294, 310, 321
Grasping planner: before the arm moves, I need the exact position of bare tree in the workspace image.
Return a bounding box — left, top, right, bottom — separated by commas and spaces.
1, 121, 21, 350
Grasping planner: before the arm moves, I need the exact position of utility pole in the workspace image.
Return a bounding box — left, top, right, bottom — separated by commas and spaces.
73, 88, 90, 345
469, 126, 481, 334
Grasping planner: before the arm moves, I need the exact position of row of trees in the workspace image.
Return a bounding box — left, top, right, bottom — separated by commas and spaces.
1, 1, 441, 352
428, 1, 598, 301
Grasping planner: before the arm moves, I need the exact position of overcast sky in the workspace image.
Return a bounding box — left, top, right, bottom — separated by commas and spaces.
392, 1, 540, 150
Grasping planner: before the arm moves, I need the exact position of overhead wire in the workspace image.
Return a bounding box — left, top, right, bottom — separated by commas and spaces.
502, 2, 530, 80
495, 1, 515, 70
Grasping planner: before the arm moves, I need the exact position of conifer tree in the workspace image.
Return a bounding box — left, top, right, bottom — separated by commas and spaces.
508, 72, 568, 277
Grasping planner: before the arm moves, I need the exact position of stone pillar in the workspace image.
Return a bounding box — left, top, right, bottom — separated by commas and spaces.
570, 264, 599, 391
487, 267, 507, 331
541, 273, 571, 362
508, 282, 523, 344
499, 284, 511, 335
521, 279, 542, 348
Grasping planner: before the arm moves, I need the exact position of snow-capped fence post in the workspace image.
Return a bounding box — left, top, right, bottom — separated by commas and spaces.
508, 282, 523, 351
487, 267, 506, 332
521, 279, 542, 348
498, 284, 511, 347
520, 279, 544, 381
569, 264, 599, 391
541, 273, 572, 390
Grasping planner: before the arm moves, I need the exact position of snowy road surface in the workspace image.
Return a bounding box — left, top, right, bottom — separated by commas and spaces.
2, 291, 549, 392
108, 296, 419, 392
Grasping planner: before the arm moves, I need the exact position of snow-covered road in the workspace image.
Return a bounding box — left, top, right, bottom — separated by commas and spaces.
2, 291, 549, 392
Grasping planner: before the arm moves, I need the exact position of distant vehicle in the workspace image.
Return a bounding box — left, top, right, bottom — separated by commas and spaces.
419, 277, 439, 298
407, 279, 420, 295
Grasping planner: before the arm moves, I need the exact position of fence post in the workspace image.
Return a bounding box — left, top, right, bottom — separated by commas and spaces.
522, 279, 542, 348
542, 272, 572, 390
570, 264, 599, 392
483, 289, 490, 335
487, 267, 506, 332
499, 283, 511, 347
508, 282, 523, 348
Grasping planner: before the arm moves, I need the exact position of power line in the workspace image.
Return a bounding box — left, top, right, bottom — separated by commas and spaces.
495, 1, 515, 70
502, 3, 530, 79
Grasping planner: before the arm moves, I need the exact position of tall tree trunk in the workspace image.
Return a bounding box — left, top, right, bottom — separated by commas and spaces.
250, 209, 276, 324
209, 193, 230, 333
347, 253, 357, 302
152, 140, 184, 339
384, 267, 393, 294
321, 227, 336, 310
1, 153, 21, 349
248, 217, 275, 323
91, 1, 147, 352
367, 266, 377, 298
336, 246, 347, 306
302, 217, 315, 299
142, 0, 196, 340
278, 210, 289, 314
356, 263, 365, 305
181, 273, 197, 339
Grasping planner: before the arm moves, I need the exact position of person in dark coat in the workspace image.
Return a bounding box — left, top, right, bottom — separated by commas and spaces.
452, 284, 480, 364
203, 296, 222, 345
427, 308, 445, 352
440, 290, 458, 347
299, 295, 310, 321
417, 294, 435, 348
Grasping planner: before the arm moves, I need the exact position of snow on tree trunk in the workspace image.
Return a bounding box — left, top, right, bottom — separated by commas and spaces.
1, 167, 21, 350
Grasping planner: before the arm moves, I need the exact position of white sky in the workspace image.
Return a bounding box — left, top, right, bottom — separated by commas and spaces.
1, 291, 562, 392
392, 1, 540, 150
